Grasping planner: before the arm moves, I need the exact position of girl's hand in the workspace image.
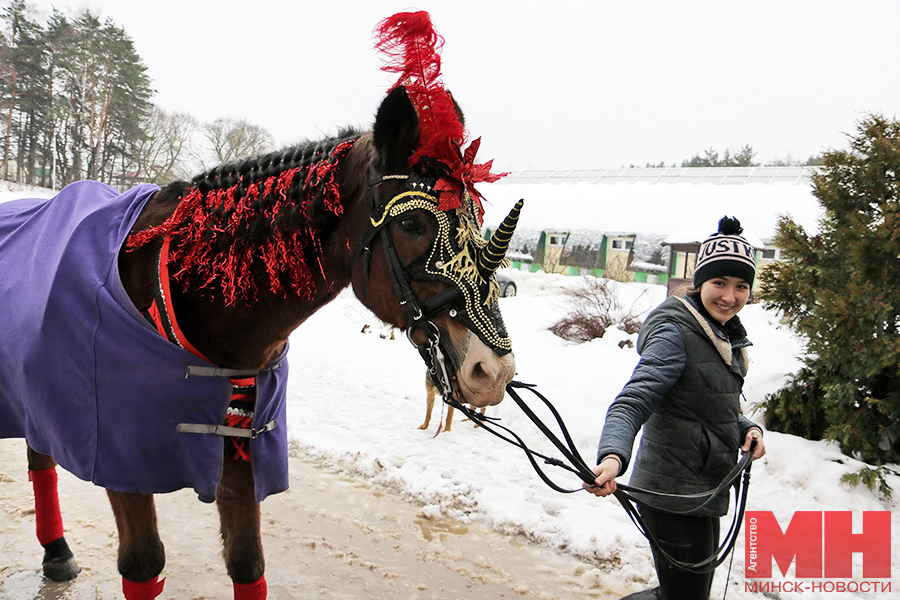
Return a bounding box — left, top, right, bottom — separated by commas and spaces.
584, 456, 621, 497
741, 428, 766, 460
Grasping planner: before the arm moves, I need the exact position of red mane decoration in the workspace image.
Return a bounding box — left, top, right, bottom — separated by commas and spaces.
375, 11, 506, 222
127, 140, 356, 305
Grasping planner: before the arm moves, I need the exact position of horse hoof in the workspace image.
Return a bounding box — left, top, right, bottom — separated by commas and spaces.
42, 537, 81, 582
43, 557, 81, 582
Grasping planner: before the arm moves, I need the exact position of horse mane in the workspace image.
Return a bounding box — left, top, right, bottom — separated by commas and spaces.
127, 127, 365, 305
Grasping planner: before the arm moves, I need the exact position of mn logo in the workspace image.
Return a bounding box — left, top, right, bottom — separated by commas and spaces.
745, 511, 891, 578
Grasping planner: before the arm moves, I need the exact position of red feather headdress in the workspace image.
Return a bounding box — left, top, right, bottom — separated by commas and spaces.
374, 11, 506, 222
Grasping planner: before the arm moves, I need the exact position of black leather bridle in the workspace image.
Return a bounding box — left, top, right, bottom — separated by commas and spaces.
351, 173, 463, 402
352, 173, 752, 584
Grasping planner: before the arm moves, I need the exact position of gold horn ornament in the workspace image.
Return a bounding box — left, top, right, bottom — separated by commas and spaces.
478, 199, 524, 279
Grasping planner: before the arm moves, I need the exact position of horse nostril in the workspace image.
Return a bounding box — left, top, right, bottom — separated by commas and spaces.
470, 361, 496, 384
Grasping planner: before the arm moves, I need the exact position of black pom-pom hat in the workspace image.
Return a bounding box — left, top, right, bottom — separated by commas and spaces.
693, 216, 757, 288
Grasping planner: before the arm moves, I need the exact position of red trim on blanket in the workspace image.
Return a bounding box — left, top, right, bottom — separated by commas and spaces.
144, 236, 257, 463
145, 301, 167, 338
159, 235, 205, 361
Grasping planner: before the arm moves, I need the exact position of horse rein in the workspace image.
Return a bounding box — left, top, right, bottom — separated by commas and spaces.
447, 381, 756, 575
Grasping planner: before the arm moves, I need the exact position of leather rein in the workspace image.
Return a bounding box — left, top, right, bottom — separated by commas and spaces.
448, 381, 756, 575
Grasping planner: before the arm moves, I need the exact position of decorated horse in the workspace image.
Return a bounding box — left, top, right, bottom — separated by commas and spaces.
0, 12, 522, 599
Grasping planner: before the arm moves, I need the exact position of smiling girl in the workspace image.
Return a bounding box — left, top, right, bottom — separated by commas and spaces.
587, 217, 767, 600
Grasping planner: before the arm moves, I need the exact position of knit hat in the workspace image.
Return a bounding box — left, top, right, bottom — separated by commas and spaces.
693, 216, 757, 288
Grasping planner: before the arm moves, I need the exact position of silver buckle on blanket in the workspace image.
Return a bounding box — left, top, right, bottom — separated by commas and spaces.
176, 419, 278, 439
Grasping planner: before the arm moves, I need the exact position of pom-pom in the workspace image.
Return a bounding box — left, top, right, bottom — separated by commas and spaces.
717, 215, 743, 235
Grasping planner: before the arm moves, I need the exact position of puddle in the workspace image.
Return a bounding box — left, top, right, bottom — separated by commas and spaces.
414, 515, 469, 541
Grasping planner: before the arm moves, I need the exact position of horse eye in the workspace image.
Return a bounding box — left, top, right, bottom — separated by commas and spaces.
398, 218, 421, 233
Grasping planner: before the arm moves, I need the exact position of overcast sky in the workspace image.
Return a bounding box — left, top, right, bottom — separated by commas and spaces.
24, 0, 900, 171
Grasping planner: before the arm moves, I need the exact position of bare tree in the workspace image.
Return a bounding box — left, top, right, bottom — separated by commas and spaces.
549, 275, 650, 343
201, 116, 273, 167
125, 106, 197, 184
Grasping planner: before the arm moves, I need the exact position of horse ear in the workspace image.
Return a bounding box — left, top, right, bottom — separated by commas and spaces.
448, 91, 465, 127
373, 86, 420, 174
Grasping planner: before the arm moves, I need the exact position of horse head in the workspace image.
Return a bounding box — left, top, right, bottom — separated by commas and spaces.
348, 85, 519, 408
124, 11, 519, 409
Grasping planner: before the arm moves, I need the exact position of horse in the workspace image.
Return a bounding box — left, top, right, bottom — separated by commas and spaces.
0, 83, 522, 598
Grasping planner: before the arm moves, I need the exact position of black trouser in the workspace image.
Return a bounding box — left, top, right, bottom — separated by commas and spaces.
639, 504, 720, 600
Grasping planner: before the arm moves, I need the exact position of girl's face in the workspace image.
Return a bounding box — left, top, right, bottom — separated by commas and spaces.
699, 276, 751, 325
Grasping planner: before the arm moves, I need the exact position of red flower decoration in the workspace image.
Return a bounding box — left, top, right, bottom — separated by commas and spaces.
434, 138, 508, 223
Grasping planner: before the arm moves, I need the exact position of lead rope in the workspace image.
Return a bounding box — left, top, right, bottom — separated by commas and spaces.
445, 381, 754, 582
724, 538, 738, 600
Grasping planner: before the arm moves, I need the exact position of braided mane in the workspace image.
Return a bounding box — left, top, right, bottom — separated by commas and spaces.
127, 128, 362, 305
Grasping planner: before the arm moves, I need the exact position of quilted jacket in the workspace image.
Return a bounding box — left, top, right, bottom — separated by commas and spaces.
596, 293, 758, 516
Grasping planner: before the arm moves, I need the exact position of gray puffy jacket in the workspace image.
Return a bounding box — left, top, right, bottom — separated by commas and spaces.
597, 293, 758, 517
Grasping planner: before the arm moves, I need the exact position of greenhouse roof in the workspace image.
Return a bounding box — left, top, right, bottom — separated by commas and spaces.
495, 166, 814, 186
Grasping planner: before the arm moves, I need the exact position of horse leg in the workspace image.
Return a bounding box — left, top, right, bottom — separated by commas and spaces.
218, 458, 267, 599
107, 490, 166, 599
26, 442, 81, 581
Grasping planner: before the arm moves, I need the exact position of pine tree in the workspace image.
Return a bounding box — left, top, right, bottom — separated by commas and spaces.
0, 0, 43, 181
680, 144, 759, 167
759, 115, 900, 491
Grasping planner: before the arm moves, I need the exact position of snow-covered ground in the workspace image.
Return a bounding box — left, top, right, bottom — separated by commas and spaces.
2, 183, 897, 599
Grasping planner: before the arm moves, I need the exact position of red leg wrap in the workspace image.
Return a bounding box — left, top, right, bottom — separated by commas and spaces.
233, 575, 267, 600
29, 467, 64, 545
122, 576, 165, 600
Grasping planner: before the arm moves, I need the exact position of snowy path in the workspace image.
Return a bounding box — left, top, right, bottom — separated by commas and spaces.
0, 438, 627, 599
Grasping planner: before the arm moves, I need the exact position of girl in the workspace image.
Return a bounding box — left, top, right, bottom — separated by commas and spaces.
587, 217, 767, 600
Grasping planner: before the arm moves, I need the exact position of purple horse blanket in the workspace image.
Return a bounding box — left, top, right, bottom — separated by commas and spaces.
0, 181, 289, 503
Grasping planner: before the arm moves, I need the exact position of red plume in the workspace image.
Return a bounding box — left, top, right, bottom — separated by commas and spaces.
375, 11, 507, 221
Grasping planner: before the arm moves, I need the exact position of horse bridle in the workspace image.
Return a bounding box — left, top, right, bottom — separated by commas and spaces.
351, 173, 463, 402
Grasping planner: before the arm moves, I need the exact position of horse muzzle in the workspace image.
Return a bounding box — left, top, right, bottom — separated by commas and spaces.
411, 320, 514, 408
453, 348, 515, 407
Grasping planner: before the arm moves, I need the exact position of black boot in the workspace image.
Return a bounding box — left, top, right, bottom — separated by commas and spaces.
621, 587, 660, 600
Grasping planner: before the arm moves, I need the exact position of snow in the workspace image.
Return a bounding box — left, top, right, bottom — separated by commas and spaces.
2, 183, 897, 599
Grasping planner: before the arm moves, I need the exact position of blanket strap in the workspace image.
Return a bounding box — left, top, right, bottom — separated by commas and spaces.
177, 420, 278, 439
185, 363, 281, 379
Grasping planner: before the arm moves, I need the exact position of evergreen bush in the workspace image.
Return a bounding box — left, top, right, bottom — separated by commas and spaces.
759, 115, 900, 494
